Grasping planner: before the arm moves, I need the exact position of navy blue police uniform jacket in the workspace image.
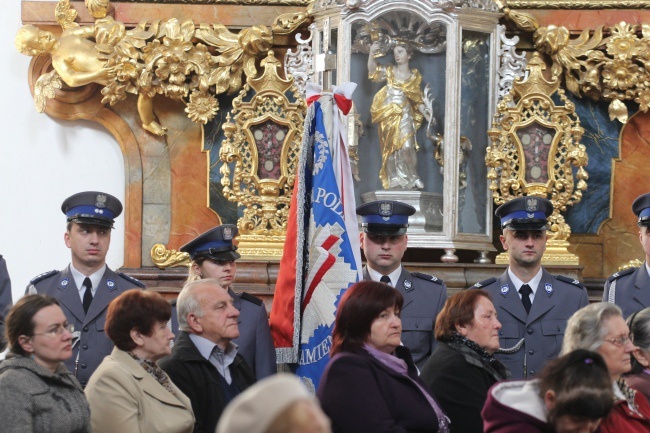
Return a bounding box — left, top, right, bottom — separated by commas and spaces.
363, 266, 447, 370
27, 265, 144, 386
603, 264, 650, 318
474, 268, 588, 379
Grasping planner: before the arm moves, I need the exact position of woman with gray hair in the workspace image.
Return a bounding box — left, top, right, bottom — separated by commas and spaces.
562, 302, 650, 432
625, 308, 650, 401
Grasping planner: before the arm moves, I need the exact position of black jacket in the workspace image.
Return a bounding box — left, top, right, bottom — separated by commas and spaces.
421, 341, 508, 433
159, 331, 256, 433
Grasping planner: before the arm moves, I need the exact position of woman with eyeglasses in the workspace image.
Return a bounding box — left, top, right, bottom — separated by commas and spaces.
561, 302, 650, 432
0, 294, 91, 433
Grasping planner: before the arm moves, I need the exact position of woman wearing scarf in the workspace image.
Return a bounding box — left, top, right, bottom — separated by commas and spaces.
317, 281, 448, 433
85, 290, 195, 433
420, 290, 508, 433
561, 302, 650, 432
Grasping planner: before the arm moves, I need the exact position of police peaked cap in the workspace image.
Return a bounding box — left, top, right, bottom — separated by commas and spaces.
356, 200, 415, 236
180, 224, 241, 262
633, 193, 650, 227
495, 196, 553, 231
62, 191, 123, 229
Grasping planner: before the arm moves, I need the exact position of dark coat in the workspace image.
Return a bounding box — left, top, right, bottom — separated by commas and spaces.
317, 346, 441, 433
0, 255, 12, 351
169, 289, 276, 379
26, 265, 144, 386
421, 342, 508, 433
363, 266, 447, 369
159, 331, 256, 433
475, 268, 589, 379
603, 265, 650, 318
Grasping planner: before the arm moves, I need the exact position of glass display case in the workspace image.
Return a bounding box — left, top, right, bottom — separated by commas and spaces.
308, 0, 502, 261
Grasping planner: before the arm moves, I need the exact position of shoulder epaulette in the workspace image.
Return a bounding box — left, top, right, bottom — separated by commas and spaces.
117, 272, 146, 288
411, 272, 444, 285
555, 275, 585, 288
240, 292, 263, 306
607, 267, 636, 283
472, 277, 496, 289
29, 270, 58, 285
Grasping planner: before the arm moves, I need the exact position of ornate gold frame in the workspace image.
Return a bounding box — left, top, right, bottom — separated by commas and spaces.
220, 51, 306, 258
487, 53, 588, 265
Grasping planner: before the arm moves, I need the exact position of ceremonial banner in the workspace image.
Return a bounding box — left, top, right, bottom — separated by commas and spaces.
270, 83, 361, 392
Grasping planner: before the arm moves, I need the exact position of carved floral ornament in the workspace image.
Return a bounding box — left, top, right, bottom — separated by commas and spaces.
15, 0, 309, 135
486, 53, 587, 264
502, 8, 650, 124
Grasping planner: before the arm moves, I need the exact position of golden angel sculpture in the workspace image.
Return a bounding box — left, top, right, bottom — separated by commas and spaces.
14, 0, 307, 136
368, 40, 433, 190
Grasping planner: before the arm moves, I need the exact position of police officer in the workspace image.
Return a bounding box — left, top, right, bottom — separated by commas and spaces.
27, 191, 144, 386
173, 224, 276, 379
357, 200, 448, 370
604, 193, 650, 317
473, 196, 588, 379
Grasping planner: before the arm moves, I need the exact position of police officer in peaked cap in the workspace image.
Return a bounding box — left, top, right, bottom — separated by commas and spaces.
169, 224, 276, 379
357, 200, 448, 369
472, 196, 588, 379
26, 191, 144, 386
603, 192, 650, 318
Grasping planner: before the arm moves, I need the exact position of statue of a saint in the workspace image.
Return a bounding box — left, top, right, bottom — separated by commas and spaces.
368, 41, 432, 190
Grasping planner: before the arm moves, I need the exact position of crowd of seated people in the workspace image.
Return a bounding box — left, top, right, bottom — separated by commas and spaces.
7, 283, 650, 433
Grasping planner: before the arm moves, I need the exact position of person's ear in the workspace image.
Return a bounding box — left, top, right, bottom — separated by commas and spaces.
634, 348, 650, 367
359, 232, 365, 250
192, 262, 202, 278
455, 323, 469, 337
130, 329, 145, 347
499, 234, 508, 251
544, 390, 557, 410
18, 335, 34, 354
187, 313, 203, 334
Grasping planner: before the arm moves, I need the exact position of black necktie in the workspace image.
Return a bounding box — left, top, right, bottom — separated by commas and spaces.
380, 275, 391, 285
82, 277, 93, 313
519, 284, 532, 314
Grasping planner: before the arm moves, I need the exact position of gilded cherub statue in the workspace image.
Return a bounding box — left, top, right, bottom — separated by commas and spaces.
15, 0, 308, 136
15, 19, 164, 136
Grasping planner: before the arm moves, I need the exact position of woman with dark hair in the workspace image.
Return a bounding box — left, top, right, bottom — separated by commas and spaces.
85, 290, 194, 433
626, 308, 650, 401
421, 289, 508, 433
0, 294, 91, 433
482, 349, 613, 433
317, 281, 448, 433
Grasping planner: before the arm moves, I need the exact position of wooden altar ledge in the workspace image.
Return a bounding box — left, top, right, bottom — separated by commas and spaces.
121, 261, 601, 314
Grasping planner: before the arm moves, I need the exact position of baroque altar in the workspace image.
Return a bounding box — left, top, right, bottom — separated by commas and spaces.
17, 0, 650, 300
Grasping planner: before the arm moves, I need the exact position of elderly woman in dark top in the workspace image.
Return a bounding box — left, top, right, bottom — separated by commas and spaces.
85, 289, 194, 433
317, 281, 449, 433
0, 294, 91, 433
421, 289, 509, 433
